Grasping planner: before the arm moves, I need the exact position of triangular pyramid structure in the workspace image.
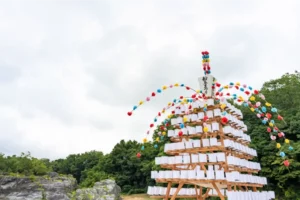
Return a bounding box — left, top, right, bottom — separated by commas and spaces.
145, 52, 276, 199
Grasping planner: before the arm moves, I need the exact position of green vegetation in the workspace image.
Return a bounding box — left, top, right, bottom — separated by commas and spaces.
0, 72, 300, 199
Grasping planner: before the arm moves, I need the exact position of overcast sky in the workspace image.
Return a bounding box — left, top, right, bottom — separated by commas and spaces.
0, 0, 299, 160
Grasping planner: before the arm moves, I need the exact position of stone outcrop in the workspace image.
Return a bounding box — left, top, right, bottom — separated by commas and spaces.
75, 179, 121, 200
0, 175, 121, 200
0, 173, 76, 200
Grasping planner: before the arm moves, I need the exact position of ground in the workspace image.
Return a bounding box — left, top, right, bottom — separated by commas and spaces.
121, 194, 156, 200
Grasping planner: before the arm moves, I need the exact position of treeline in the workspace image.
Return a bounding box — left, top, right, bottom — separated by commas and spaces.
1, 72, 300, 199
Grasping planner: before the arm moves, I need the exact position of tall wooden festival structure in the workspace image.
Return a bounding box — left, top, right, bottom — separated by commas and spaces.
127, 51, 290, 200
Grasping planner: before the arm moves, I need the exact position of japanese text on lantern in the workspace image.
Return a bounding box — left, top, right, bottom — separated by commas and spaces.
198, 74, 214, 97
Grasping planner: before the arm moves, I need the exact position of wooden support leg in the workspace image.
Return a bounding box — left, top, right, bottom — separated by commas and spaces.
202, 188, 210, 199
170, 182, 184, 200
165, 182, 172, 200
195, 185, 199, 200
212, 182, 225, 200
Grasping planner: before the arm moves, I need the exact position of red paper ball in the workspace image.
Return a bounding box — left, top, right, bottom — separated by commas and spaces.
151, 92, 156, 97
221, 117, 228, 124
136, 152, 141, 158
172, 111, 175, 114
150, 124, 154, 128
216, 83, 221, 87
160, 126, 165, 130
127, 112, 132, 116
278, 132, 284, 137
235, 86, 239, 90
267, 127, 271, 132
203, 116, 209, 121
178, 131, 183, 137
254, 90, 259, 94
188, 105, 192, 109
266, 113, 272, 119
245, 91, 250, 95
158, 112, 161, 116
216, 92, 220, 96
278, 115, 283, 120
186, 86, 190, 90
283, 160, 290, 167
192, 94, 196, 98
226, 93, 230, 96
180, 96, 183, 99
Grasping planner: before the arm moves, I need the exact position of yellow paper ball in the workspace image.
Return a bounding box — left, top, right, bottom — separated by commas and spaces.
174, 83, 179, 87
224, 85, 229, 89
265, 102, 272, 107
236, 82, 240, 86
250, 108, 255, 112
269, 123, 274, 127
162, 132, 166, 136
196, 90, 200, 93
143, 138, 147, 143
168, 102, 171, 106
276, 143, 281, 149
203, 127, 209, 133
162, 110, 165, 113
156, 137, 160, 142
285, 139, 290, 144
183, 116, 188, 122
220, 104, 226, 110
250, 96, 255, 101
162, 86, 167, 90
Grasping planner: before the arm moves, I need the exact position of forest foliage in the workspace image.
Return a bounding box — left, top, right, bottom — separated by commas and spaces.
0, 72, 300, 199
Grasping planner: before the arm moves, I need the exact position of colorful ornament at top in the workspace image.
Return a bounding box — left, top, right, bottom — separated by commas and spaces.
202, 51, 211, 75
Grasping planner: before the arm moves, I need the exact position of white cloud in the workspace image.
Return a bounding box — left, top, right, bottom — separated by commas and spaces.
0, 0, 299, 159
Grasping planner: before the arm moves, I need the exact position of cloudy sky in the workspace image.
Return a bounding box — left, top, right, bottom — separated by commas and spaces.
0, 0, 299, 160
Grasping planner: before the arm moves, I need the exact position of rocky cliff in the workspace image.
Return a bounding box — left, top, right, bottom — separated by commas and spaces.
0, 173, 76, 200
0, 173, 121, 200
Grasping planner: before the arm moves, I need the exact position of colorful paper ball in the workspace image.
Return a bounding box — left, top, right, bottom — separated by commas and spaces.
203, 127, 209, 133
280, 152, 285, 157
221, 117, 228, 124
283, 160, 290, 167
289, 146, 294, 151
151, 92, 156, 97
133, 106, 137, 110
157, 89, 162, 93
285, 139, 290, 144
146, 97, 150, 101
278, 115, 283, 120
127, 112, 132, 116
150, 124, 154, 128
271, 108, 278, 112
180, 123, 185, 128
143, 138, 147, 143
141, 146, 145, 151
154, 144, 158, 148
276, 143, 281, 148
267, 127, 271, 132
256, 102, 261, 107
270, 135, 276, 140
178, 131, 183, 136
136, 152, 141, 158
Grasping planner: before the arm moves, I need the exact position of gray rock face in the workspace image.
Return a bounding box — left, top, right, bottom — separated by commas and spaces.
76, 179, 121, 200
0, 174, 77, 200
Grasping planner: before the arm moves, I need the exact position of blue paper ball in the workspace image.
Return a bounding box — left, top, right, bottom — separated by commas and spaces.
280, 152, 285, 157
271, 108, 278, 112
133, 106, 137, 110
160, 136, 164, 140
173, 99, 177, 103
141, 146, 145, 151
230, 82, 234, 85
154, 144, 158, 148
180, 84, 184, 87
154, 118, 157, 122
261, 106, 267, 113
157, 89, 162, 93
180, 123, 185, 128
240, 88, 244, 92
248, 86, 253, 90
289, 146, 294, 151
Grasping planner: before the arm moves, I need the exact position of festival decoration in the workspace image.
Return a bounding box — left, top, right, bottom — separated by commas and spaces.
129, 51, 288, 199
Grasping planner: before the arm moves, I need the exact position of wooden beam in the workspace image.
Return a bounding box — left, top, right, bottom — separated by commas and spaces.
212, 182, 225, 200
165, 182, 172, 200
170, 182, 184, 200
